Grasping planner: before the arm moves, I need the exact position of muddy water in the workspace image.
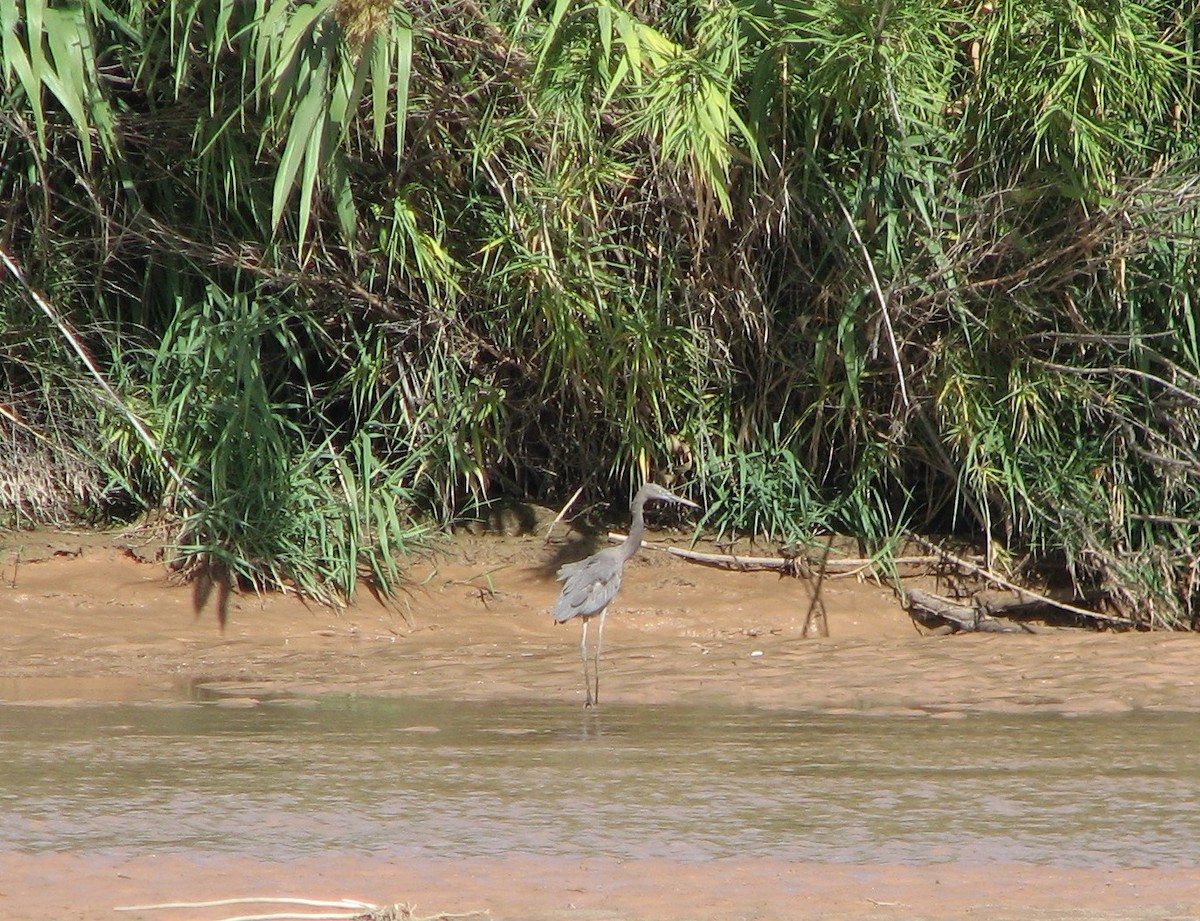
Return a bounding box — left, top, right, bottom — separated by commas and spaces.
2, 694, 1196, 868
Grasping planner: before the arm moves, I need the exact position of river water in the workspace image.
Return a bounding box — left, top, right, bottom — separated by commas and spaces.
1, 694, 1196, 867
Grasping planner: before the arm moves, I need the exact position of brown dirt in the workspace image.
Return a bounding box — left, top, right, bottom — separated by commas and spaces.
2, 525, 1199, 920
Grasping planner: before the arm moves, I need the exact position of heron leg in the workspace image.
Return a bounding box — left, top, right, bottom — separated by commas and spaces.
593, 608, 607, 707
580, 617, 593, 708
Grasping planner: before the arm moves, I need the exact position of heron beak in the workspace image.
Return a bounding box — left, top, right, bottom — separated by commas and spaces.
673, 494, 701, 509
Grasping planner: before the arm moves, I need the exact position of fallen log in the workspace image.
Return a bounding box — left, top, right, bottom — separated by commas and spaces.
905, 589, 1034, 633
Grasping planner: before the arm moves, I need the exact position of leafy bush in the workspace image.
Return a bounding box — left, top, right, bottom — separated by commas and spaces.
1, 0, 1197, 624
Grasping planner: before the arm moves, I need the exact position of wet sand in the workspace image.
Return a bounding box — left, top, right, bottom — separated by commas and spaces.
2, 528, 1199, 920
2, 853, 1198, 921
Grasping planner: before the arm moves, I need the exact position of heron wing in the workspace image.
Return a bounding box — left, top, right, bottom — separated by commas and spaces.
552, 548, 623, 623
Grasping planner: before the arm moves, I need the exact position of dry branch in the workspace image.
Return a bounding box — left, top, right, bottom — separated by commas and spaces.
606, 534, 977, 572
544, 485, 585, 543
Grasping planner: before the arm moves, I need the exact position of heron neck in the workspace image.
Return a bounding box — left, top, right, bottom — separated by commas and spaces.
619, 501, 648, 561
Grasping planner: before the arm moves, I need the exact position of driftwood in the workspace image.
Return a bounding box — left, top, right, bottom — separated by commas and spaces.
604, 533, 795, 570
606, 534, 968, 573
115, 897, 490, 921
906, 589, 1037, 633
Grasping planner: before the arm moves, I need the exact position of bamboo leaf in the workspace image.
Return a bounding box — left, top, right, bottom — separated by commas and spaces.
25, 0, 46, 95
394, 21, 411, 154
271, 49, 328, 233
537, 0, 575, 72
3, 0, 46, 149
369, 30, 389, 150
329, 149, 358, 243
296, 64, 329, 247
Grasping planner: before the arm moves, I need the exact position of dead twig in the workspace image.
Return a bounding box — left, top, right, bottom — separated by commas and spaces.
544, 485, 585, 543
829, 187, 912, 410
801, 534, 832, 637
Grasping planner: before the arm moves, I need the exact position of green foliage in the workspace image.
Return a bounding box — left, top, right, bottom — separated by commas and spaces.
1, 0, 116, 165
138, 286, 425, 602
695, 424, 824, 546
964, 0, 1183, 190
1, 0, 1199, 626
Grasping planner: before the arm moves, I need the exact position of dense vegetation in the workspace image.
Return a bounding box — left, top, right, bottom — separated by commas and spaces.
2, 0, 1198, 626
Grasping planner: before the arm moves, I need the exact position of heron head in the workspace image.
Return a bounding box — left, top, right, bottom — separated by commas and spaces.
638, 482, 700, 509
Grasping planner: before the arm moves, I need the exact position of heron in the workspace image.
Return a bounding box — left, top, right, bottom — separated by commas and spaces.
552, 482, 700, 707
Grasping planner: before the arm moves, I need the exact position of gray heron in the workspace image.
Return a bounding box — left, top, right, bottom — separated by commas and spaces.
552, 482, 699, 707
